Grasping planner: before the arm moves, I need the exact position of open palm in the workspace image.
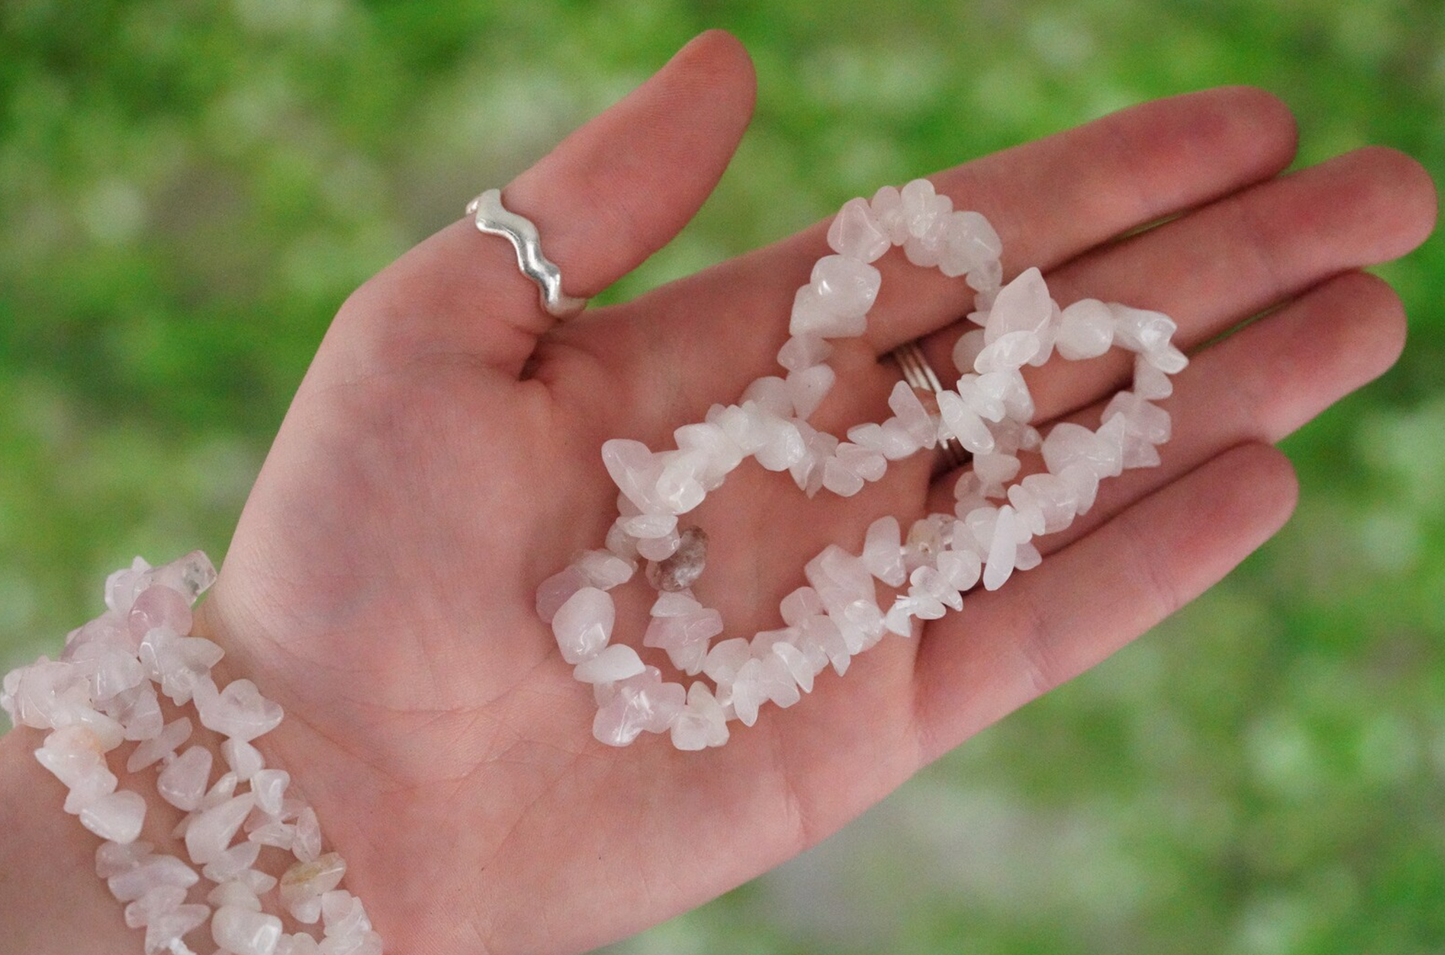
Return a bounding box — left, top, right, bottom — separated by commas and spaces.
185, 31, 1434, 955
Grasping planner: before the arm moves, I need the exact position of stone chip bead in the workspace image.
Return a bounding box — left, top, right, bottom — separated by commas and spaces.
213, 904, 285, 955
550, 587, 615, 665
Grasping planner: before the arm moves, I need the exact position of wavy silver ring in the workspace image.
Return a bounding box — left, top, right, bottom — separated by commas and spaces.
466, 189, 588, 320
888, 339, 969, 470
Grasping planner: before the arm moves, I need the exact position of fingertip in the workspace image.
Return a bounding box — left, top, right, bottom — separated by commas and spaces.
1353, 144, 1439, 252
1217, 85, 1299, 160
1226, 441, 1300, 533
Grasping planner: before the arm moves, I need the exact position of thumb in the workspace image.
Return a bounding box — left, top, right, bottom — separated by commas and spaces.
338, 29, 758, 378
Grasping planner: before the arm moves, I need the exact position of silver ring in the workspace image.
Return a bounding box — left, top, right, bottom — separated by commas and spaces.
887, 340, 969, 470
466, 189, 588, 320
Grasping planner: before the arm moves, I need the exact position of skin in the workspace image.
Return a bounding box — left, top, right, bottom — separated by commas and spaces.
0, 28, 1436, 955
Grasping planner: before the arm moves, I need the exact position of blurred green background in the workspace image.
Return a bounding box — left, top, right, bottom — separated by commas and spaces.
1, 0, 1441, 952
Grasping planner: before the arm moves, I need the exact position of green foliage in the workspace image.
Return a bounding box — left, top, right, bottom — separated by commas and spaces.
1, 1, 1440, 952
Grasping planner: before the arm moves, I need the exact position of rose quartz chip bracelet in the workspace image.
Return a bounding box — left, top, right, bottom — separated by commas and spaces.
535, 178, 1188, 750
1, 552, 384, 955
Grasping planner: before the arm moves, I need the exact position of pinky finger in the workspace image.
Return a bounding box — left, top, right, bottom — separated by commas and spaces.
910, 442, 1299, 766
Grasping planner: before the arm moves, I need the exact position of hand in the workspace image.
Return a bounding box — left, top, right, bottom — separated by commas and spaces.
11, 29, 1433, 955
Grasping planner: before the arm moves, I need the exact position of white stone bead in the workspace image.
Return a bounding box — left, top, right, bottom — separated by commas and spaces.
644, 605, 722, 676
221, 737, 265, 782
107, 853, 198, 902
798, 613, 851, 675
899, 178, 949, 238
1131, 355, 1172, 401
1146, 341, 1189, 374
872, 418, 923, 459
956, 373, 1007, 422
758, 653, 802, 708
124, 883, 188, 928
601, 438, 669, 515
592, 667, 684, 746
786, 363, 836, 420
1058, 462, 1101, 514
985, 267, 1053, 344
138, 628, 224, 706
887, 381, 937, 447
103, 556, 152, 615
1056, 298, 1115, 359
910, 565, 962, 611
982, 505, 1019, 591
653, 448, 708, 514
936, 390, 995, 454
199, 769, 240, 810
184, 793, 256, 865
248, 819, 296, 850
252, 768, 291, 818
143, 903, 210, 955
197, 679, 283, 743
321, 889, 372, 938
574, 644, 645, 684
974, 452, 1021, 497
534, 565, 589, 624
277, 933, 323, 955
551, 587, 613, 665
903, 211, 950, 267
1005, 484, 1047, 537
939, 210, 1002, 278
213, 904, 284, 955
79, 789, 146, 844
968, 258, 1004, 294
728, 658, 768, 726
812, 255, 882, 319
779, 587, 825, 627
674, 421, 745, 487
1041, 422, 1123, 479
827, 196, 891, 263
819, 457, 863, 497
974, 330, 1041, 373
208, 879, 263, 912
1020, 472, 1080, 533
202, 840, 263, 884
635, 527, 680, 562
789, 282, 856, 338
575, 549, 635, 589
96, 839, 154, 879
280, 853, 347, 922
293, 806, 323, 863
1109, 303, 1177, 354
35, 725, 106, 786
937, 549, 982, 591
61, 763, 117, 815
777, 332, 834, 373
862, 516, 907, 586
834, 442, 886, 483
671, 681, 730, 750
1106, 391, 1172, 443
322, 933, 384, 955
157, 745, 213, 812
804, 545, 876, 618
869, 184, 910, 245
951, 328, 988, 374
111, 683, 164, 741
772, 641, 815, 694
702, 638, 752, 685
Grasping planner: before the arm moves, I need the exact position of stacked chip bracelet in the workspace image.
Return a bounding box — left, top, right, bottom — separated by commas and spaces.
0, 552, 384, 955
534, 177, 1188, 750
